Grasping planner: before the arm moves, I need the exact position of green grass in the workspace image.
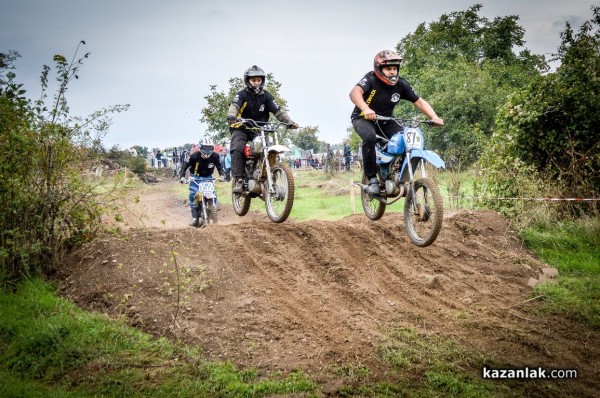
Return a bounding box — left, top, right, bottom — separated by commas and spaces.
521, 218, 600, 327
0, 279, 317, 397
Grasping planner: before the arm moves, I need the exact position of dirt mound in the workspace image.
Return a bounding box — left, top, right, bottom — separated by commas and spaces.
58, 179, 599, 394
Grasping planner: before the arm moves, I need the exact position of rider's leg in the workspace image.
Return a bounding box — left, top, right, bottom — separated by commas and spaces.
352, 118, 380, 195
230, 129, 249, 193
189, 180, 200, 227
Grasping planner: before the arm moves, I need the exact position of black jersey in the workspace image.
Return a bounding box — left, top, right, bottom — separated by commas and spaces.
180, 152, 224, 178
350, 71, 420, 120
229, 88, 281, 133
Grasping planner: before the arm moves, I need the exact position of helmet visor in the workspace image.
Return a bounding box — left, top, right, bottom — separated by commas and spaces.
200, 145, 213, 157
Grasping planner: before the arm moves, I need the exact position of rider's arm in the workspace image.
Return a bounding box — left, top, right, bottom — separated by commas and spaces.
350, 86, 375, 120
274, 109, 292, 124
227, 103, 240, 120
413, 98, 444, 126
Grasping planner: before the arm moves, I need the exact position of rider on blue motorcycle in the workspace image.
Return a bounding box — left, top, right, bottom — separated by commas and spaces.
349, 50, 444, 196
180, 137, 225, 227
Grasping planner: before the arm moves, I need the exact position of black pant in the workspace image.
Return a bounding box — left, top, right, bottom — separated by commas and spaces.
230, 129, 258, 179
352, 118, 400, 178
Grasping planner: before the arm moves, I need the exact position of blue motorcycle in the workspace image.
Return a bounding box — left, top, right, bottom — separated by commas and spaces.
358, 116, 445, 247
189, 177, 218, 228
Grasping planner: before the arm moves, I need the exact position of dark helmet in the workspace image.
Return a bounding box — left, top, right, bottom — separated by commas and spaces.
373, 50, 403, 86
244, 65, 266, 94
199, 137, 214, 158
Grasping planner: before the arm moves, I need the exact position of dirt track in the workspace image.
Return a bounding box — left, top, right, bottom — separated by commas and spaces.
58, 177, 599, 396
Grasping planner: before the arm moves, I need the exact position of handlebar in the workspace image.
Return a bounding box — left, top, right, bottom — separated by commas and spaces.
229, 118, 298, 130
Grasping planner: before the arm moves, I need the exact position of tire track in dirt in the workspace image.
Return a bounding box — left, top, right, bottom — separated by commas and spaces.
58, 179, 600, 395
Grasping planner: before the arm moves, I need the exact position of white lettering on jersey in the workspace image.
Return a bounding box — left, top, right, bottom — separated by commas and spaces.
358, 78, 368, 87
259, 104, 265, 112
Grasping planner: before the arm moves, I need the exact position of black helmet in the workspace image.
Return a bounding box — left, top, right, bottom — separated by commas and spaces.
199, 137, 214, 158
244, 65, 266, 94
373, 50, 403, 86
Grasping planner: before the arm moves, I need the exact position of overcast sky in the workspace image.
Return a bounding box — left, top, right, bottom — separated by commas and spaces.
1, 0, 594, 150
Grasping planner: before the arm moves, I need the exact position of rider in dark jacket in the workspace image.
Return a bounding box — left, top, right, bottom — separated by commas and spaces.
226, 65, 298, 193
180, 138, 224, 227
350, 50, 444, 195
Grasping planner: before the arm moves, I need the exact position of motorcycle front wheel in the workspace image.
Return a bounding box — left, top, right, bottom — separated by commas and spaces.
265, 162, 294, 223
232, 181, 251, 216
360, 174, 386, 220
404, 177, 443, 247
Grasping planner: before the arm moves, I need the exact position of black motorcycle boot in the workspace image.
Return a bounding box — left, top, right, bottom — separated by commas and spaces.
232, 178, 244, 194
366, 177, 380, 196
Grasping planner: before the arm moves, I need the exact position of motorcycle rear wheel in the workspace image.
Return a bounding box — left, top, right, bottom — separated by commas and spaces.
360, 174, 386, 220
404, 177, 443, 247
232, 181, 251, 216
265, 162, 294, 223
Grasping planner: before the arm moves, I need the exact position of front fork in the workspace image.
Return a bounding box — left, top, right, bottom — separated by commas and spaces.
405, 152, 427, 213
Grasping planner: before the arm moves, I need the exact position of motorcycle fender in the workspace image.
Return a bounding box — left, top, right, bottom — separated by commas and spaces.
411, 149, 445, 169
268, 144, 290, 154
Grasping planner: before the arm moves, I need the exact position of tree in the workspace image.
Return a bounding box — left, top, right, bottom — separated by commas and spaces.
395, 4, 547, 168
290, 126, 321, 152
479, 6, 600, 215
200, 73, 290, 144
344, 126, 362, 152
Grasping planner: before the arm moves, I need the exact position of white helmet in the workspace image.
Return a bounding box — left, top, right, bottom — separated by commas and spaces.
199, 137, 214, 157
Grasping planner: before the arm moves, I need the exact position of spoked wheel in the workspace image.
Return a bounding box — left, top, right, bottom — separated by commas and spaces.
265, 162, 294, 223
360, 174, 386, 221
232, 180, 251, 216
404, 177, 443, 247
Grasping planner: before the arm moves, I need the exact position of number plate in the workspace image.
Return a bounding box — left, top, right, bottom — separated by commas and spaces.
200, 181, 214, 193
404, 128, 423, 150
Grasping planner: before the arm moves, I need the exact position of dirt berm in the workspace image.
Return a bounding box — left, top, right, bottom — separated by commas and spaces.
58, 179, 599, 395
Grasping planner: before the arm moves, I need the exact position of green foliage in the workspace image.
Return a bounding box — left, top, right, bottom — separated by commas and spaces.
512, 7, 600, 198
0, 278, 317, 397
290, 125, 321, 151
395, 4, 547, 169
344, 126, 362, 152
0, 44, 129, 286
200, 74, 294, 144
479, 6, 600, 219
106, 145, 148, 175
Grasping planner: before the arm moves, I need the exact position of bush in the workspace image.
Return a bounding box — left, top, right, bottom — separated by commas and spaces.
0, 45, 128, 286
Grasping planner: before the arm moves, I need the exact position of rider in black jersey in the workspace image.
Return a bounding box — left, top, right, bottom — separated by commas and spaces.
226, 65, 298, 193
350, 50, 444, 196
180, 137, 224, 227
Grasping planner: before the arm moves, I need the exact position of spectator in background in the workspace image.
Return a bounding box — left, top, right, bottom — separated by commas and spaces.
155, 150, 163, 168
343, 141, 351, 171
224, 147, 232, 182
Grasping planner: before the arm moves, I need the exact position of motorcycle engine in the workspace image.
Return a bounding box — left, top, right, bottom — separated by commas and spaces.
247, 179, 261, 194
385, 180, 400, 196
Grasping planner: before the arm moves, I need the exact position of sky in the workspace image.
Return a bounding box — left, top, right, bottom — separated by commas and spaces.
1, 0, 594, 150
